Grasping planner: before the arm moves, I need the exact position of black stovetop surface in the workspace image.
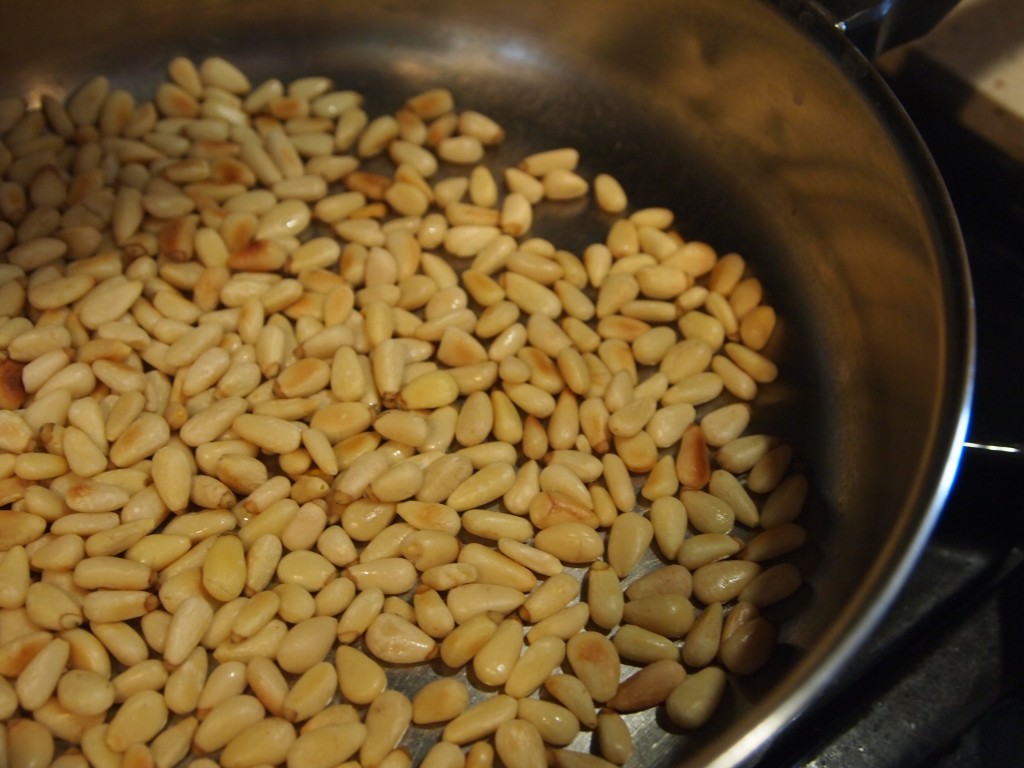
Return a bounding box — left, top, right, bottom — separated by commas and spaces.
752, 68, 1024, 768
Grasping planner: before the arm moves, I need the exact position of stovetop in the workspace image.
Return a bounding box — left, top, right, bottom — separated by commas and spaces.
752, 56, 1024, 768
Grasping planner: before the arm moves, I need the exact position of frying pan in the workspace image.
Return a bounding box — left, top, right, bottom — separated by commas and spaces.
0, 0, 973, 765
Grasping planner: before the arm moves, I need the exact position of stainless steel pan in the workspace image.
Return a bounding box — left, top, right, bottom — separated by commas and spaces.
0, 1, 974, 765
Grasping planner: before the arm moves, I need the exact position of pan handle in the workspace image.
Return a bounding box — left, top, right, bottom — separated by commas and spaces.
814, 0, 962, 57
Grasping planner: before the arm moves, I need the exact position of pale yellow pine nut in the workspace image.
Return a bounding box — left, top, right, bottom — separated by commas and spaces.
105, 688, 168, 751
55, 669, 115, 717
649, 496, 688, 560
493, 718, 546, 768
230, 589, 280, 643
412, 585, 456, 638
280, 500, 327, 552
420, 740, 465, 768
534, 522, 604, 564
277, 549, 336, 591
90, 621, 148, 667
359, 688, 412, 768
164, 645, 208, 715
83, 588, 158, 623
201, 534, 246, 602
413, 454, 473, 507
611, 623, 680, 665
528, 489, 600, 531
281, 660, 338, 722
336, 586, 384, 644
7, 718, 56, 768
244, 655, 288, 717
15, 636, 69, 710
622, 592, 696, 638
497, 538, 563, 578
544, 674, 598, 730
213, 616, 289, 664
677, 533, 742, 571
459, 110, 505, 145
692, 560, 763, 605
678, 600, 724, 669
395, 500, 461, 536
0, 545, 33, 608
447, 461, 515, 511
472, 616, 524, 687
708, 469, 759, 527
345, 556, 418, 594
565, 631, 620, 703
447, 583, 526, 624
593, 710, 632, 765
587, 561, 624, 630
708, 354, 755, 401
286, 721, 367, 768
369, 461, 425, 503
456, 540, 536, 593
398, 369, 459, 409
219, 716, 296, 768
524, 600, 590, 644
601, 452, 635, 513
332, 644, 387, 706
163, 594, 214, 666
442, 694, 518, 745
460, 508, 533, 542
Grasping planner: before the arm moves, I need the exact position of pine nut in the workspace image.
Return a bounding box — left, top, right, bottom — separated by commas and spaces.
442, 694, 518, 745
566, 631, 619, 703
360, 689, 412, 767
365, 612, 437, 663
692, 560, 763, 604
0, 59, 812, 757
494, 718, 547, 768
544, 674, 598, 730
666, 666, 727, 729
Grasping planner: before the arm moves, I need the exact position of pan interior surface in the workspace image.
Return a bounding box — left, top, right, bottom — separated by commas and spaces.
0, 1, 971, 765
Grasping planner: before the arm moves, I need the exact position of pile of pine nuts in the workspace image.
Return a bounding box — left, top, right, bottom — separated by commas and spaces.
0, 56, 811, 768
